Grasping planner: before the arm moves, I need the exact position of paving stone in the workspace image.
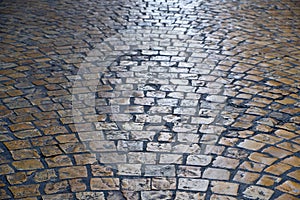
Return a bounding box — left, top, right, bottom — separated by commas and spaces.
200, 134, 219, 144
44, 180, 69, 194
14, 129, 42, 139
1, 0, 300, 199
282, 156, 300, 167
75, 192, 105, 200
0, 189, 11, 200
288, 170, 300, 181
177, 166, 202, 178
211, 181, 239, 196
31, 136, 58, 147
210, 194, 237, 200
212, 156, 240, 169
56, 134, 79, 143
172, 143, 200, 154
218, 137, 238, 147
276, 180, 300, 196
42, 125, 69, 135
42, 193, 74, 200
237, 139, 265, 151
175, 191, 205, 200
128, 152, 157, 164
141, 191, 173, 200
275, 193, 300, 200
202, 168, 230, 180
13, 159, 44, 170
277, 142, 300, 153
107, 191, 129, 200
91, 164, 114, 176
144, 165, 176, 177
204, 145, 225, 155
11, 149, 40, 160
262, 146, 293, 159
122, 178, 151, 191
46, 155, 73, 167
252, 134, 283, 145
88, 141, 116, 152
187, 155, 213, 166
0, 164, 14, 175
158, 132, 175, 142
100, 152, 127, 164
233, 170, 260, 184
243, 186, 274, 200
122, 191, 139, 200
159, 154, 183, 164
147, 142, 172, 152
34, 169, 57, 183
74, 153, 97, 165
90, 178, 120, 190
249, 152, 278, 165
117, 164, 142, 176
40, 145, 63, 157
59, 166, 87, 179
239, 161, 266, 172
179, 178, 209, 192
6, 172, 27, 185
206, 95, 227, 103
9, 184, 40, 198
69, 179, 87, 192
4, 140, 31, 150
152, 177, 176, 190
9, 122, 35, 132
257, 175, 282, 187
274, 129, 298, 139
117, 140, 144, 151
265, 162, 292, 175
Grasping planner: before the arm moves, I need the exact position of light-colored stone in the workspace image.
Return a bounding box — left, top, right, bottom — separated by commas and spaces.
243, 186, 274, 200
187, 155, 213, 166
141, 191, 173, 200
99, 152, 127, 164
144, 165, 176, 177
76, 192, 105, 200
178, 178, 209, 191
122, 178, 151, 191
117, 164, 142, 176
211, 181, 239, 196
159, 154, 183, 164
128, 152, 157, 164
202, 168, 230, 180
175, 191, 206, 200
276, 180, 300, 196
152, 178, 176, 190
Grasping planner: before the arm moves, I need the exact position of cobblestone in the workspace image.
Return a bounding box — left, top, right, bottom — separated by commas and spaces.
1, 0, 300, 199
9, 184, 40, 198
178, 178, 209, 191
210, 181, 239, 196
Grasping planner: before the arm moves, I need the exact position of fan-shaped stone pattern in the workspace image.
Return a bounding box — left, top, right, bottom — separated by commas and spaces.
0, 0, 299, 199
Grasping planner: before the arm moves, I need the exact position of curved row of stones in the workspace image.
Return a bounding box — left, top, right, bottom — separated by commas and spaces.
0, 0, 299, 199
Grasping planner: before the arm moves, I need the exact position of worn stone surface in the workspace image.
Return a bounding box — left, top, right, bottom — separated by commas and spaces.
1, 0, 300, 199
211, 181, 239, 196
178, 178, 209, 191
90, 178, 120, 191
9, 184, 40, 198
243, 186, 274, 200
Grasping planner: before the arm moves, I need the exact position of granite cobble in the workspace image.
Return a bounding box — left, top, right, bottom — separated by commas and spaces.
1, 0, 300, 199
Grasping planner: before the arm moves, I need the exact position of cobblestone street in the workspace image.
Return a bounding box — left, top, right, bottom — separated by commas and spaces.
1, 0, 300, 199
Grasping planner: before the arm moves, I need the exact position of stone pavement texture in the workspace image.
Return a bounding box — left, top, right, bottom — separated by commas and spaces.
0, 0, 300, 199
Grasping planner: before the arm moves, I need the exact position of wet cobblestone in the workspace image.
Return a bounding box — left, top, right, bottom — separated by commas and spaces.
1, 0, 300, 199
